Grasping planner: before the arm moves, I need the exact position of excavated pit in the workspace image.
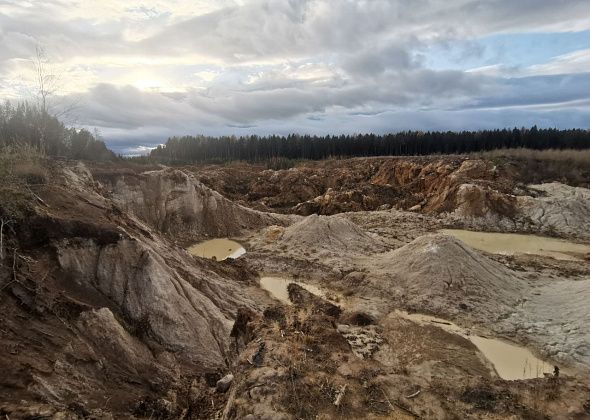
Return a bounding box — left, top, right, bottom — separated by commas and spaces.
3, 156, 590, 419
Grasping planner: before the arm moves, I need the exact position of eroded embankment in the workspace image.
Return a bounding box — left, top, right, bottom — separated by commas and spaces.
0, 162, 279, 418
93, 166, 292, 244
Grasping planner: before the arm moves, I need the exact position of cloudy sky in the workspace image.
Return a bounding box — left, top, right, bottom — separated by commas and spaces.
1, 0, 590, 154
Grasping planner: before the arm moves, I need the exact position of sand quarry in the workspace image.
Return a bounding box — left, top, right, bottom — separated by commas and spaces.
1, 155, 590, 419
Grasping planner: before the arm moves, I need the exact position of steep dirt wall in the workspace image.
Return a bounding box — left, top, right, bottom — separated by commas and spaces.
98, 168, 289, 243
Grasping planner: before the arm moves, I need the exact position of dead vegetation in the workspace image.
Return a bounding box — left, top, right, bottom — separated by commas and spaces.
475, 147, 590, 164
474, 148, 590, 188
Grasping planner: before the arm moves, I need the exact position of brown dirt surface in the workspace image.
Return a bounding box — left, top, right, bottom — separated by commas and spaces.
2, 154, 590, 419
195, 153, 590, 213
192, 156, 512, 215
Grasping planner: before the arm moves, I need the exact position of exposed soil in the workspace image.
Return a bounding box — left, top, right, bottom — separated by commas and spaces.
0, 161, 273, 417
195, 156, 590, 241
1, 155, 589, 419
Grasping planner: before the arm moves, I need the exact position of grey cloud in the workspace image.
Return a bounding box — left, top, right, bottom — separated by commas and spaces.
71, 68, 587, 137
457, 0, 590, 33
75, 84, 213, 129
143, 1, 412, 60
3, 0, 590, 67
227, 123, 257, 129
0, 13, 123, 59
70, 66, 483, 130
341, 42, 418, 77
465, 73, 590, 110
143, 0, 590, 61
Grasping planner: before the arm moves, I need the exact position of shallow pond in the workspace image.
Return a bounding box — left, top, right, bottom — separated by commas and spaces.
440, 229, 590, 261
259, 276, 328, 304
396, 310, 553, 380
187, 239, 246, 261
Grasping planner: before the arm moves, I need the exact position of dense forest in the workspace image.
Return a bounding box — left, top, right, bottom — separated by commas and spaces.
149, 127, 590, 164
0, 101, 115, 161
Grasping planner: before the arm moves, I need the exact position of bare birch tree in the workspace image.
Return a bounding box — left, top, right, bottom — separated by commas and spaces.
34, 45, 55, 114
30, 45, 81, 153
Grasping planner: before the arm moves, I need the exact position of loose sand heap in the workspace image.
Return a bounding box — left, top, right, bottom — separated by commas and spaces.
276, 214, 387, 256
362, 234, 527, 319
345, 233, 590, 371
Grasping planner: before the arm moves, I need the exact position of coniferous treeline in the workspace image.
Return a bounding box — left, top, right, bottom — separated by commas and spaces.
150, 127, 590, 164
0, 101, 115, 161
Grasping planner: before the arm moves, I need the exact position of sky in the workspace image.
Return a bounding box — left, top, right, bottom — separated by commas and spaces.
1, 0, 590, 155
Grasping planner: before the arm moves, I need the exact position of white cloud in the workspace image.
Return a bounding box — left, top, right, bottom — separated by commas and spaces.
465, 64, 507, 76
526, 49, 590, 76
194, 70, 219, 82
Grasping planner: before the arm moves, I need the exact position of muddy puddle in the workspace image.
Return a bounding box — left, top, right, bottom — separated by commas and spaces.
187, 238, 246, 260
259, 276, 331, 304
396, 310, 554, 380
441, 229, 590, 261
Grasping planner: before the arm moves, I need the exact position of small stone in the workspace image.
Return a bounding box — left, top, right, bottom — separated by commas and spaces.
216, 374, 234, 393
408, 204, 422, 212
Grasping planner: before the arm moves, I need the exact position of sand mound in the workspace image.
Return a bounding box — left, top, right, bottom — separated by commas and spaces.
359, 233, 590, 370
278, 214, 386, 255
367, 234, 527, 318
